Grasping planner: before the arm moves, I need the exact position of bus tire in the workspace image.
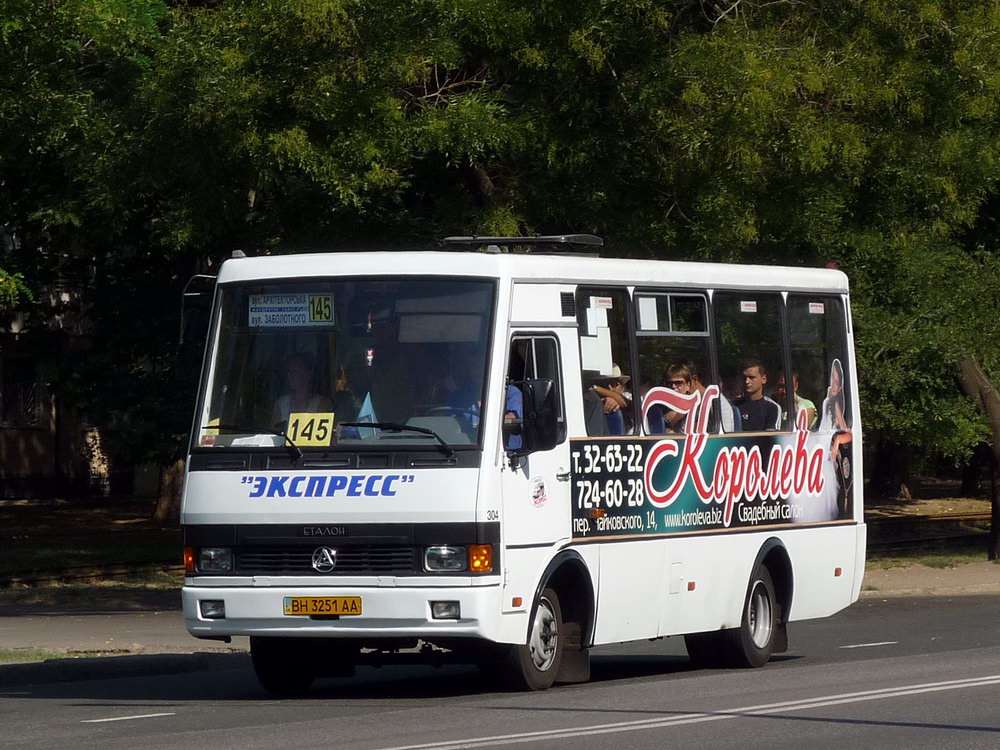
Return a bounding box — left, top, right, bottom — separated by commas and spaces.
726, 565, 777, 668
250, 637, 316, 696
500, 587, 564, 691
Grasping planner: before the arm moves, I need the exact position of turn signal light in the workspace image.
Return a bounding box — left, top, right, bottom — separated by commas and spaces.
469, 544, 493, 573
183, 547, 195, 573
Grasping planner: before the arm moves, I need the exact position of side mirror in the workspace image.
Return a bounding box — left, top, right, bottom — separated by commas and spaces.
507, 379, 560, 455
176, 274, 216, 382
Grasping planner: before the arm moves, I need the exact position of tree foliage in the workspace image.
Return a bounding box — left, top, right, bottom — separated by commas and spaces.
4, 0, 1000, 480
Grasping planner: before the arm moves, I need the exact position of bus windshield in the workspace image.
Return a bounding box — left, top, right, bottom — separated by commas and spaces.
196, 278, 495, 451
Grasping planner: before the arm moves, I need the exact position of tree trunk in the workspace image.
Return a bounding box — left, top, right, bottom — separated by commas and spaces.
955, 356, 1000, 560
152, 459, 185, 525
460, 157, 495, 207
960, 442, 990, 495
867, 440, 911, 499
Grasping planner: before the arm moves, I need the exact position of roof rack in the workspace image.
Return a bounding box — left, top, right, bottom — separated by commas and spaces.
443, 234, 604, 255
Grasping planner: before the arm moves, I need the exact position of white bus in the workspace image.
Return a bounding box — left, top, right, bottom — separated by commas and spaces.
182, 235, 864, 694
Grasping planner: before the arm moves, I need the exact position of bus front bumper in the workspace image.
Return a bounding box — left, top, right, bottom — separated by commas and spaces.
182, 579, 509, 642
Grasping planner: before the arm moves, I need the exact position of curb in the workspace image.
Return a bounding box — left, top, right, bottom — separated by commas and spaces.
860, 584, 1000, 598
0, 651, 249, 688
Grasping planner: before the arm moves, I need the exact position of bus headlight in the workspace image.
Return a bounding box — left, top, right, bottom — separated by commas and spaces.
198, 547, 234, 573
424, 546, 467, 572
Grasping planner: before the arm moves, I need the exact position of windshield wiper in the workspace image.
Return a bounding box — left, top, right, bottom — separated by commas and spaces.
202, 424, 303, 461
339, 422, 455, 459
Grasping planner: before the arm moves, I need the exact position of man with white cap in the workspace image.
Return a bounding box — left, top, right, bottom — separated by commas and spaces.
592, 364, 632, 435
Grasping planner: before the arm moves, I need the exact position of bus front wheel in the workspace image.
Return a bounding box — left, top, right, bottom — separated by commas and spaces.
499, 587, 564, 690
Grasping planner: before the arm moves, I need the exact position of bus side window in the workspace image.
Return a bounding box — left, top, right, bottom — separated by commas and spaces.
712, 292, 785, 432
786, 296, 851, 431
634, 292, 712, 435
575, 287, 633, 436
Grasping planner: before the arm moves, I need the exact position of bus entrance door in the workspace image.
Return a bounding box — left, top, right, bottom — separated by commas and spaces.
499, 332, 573, 550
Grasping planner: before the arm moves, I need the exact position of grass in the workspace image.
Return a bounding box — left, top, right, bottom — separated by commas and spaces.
866, 549, 1000, 570
0, 648, 75, 664
0, 569, 183, 612
3, 534, 180, 574
0, 499, 179, 577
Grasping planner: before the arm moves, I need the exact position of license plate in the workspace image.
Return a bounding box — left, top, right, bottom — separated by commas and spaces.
283, 596, 362, 616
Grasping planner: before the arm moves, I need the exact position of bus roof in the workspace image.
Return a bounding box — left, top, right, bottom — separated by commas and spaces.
216, 250, 850, 294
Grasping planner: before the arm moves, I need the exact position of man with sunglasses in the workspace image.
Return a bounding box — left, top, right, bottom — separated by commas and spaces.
662, 363, 695, 433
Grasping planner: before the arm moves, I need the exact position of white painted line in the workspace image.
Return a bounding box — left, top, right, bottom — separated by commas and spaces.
375, 674, 1000, 750
838, 641, 899, 649
82, 712, 176, 724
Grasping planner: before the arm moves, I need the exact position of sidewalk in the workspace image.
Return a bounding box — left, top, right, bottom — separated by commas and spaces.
0, 609, 240, 657
860, 560, 1000, 598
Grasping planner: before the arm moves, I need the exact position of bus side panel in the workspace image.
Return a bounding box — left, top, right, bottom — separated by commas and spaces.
779, 525, 860, 621
496, 547, 551, 639
592, 539, 666, 643
853, 522, 868, 601
587, 526, 863, 643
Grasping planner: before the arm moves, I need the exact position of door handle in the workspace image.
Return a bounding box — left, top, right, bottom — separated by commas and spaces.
556, 470, 571, 482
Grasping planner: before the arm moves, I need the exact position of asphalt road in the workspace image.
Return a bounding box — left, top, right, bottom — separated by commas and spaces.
3, 595, 999, 750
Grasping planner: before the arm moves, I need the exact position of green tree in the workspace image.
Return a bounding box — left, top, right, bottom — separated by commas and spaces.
6, 0, 1000, 539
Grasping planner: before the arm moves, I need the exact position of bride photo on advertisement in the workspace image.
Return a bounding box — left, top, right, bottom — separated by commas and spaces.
818, 358, 853, 519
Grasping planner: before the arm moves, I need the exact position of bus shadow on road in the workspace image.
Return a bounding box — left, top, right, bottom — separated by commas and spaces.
0, 651, 806, 702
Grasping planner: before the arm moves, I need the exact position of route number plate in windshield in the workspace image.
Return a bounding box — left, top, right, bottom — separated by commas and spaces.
288, 412, 335, 446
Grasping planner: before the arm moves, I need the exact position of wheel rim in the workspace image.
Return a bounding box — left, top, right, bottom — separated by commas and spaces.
528, 596, 559, 671
747, 580, 773, 649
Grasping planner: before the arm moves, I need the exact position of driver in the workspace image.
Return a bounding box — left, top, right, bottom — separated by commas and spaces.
272, 353, 332, 430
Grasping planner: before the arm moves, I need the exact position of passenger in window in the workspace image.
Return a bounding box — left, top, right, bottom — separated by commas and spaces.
681, 360, 742, 434
272, 353, 333, 430
734, 360, 781, 432
661, 363, 694, 433
582, 371, 610, 436
330, 365, 360, 424
775, 371, 816, 429
592, 364, 632, 435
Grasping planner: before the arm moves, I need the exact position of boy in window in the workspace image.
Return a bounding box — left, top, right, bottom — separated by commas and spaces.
734, 360, 781, 431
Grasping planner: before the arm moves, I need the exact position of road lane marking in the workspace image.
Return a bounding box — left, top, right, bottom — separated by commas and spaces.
82, 713, 176, 724
376, 674, 1000, 750
839, 641, 899, 649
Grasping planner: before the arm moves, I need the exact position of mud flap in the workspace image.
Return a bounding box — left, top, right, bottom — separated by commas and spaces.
772, 621, 788, 654
555, 622, 591, 683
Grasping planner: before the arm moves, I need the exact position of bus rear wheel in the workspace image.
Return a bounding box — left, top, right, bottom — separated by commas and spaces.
727, 565, 777, 668
251, 637, 316, 696
499, 587, 564, 691
684, 565, 778, 670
